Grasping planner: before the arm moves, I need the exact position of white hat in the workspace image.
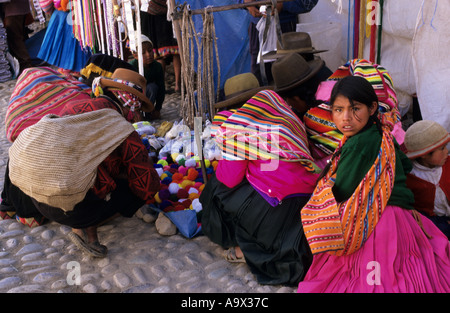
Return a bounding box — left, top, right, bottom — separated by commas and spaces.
140, 34, 153, 46
404, 120, 450, 158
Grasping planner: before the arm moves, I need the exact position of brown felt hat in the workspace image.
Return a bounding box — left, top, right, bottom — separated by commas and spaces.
404, 120, 450, 159
214, 73, 273, 110
99, 68, 154, 112
272, 53, 324, 93
263, 32, 327, 60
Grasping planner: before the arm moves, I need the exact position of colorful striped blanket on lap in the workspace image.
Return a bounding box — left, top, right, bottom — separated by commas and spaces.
301, 121, 397, 256
6, 67, 92, 142
215, 89, 320, 173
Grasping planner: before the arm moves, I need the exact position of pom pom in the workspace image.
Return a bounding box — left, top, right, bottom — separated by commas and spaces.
157, 159, 168, 167
204, 159, 211, 168
199, 184, 205, 192
178, 166, 187, 176
160, 173, 168, 180
155, 167, 164, 177
168, 182, 180, 194
171, 153, 179, 162
191, 198, 202, 212
154, 192, 162, 203
186, 168, 199, 181
159, 188, 170, 201
212, 160, 219, 171
180, 180, 195, 189
176, 188, 189, 199
194, 182, 203, 189
159, 200, 173, 210
188, 193, 199, 200
173, 204, 185, 212
168, 168, 177, 174
185, 158, 197, 168
163, 170, 173, 177
180, 199, 192, 208
188, 187, 199, 194
171, 172, 184, 182
163, 165, 171, 172
169, 194, 179, 202
161, 176, 172, 185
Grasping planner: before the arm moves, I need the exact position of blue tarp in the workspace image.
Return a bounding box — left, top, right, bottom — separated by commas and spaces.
182, 0, 251, 91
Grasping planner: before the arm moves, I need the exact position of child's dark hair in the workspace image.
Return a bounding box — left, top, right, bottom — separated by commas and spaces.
330, 75, 381, 133
316, 75, 381, 182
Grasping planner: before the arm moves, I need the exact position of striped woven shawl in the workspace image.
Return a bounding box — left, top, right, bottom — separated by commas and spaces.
301, 124, 396, 255
215, 90, 320, 173
5, 67, 91, 142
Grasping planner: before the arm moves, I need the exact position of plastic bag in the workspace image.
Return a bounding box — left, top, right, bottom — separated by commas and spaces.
256, 15, 278, 64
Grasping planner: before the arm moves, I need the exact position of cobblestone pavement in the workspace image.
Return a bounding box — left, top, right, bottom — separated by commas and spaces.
0, 71, 297, 294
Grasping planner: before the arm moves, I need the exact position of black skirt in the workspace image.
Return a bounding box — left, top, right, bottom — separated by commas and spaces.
199, 174, 313, 286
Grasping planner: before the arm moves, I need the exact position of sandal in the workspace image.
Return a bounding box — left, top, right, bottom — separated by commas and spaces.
68, 231, 108, 258
223, 247, 246, 263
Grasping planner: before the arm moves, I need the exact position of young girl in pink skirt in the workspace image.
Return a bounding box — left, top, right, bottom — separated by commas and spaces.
298, 76, 450, 293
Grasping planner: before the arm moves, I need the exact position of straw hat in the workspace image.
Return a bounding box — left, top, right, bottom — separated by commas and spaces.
99, 68, 154, 112
272, 53, 324, 93
404, 120, 450, 159
263, 32, 327, 60
214, 73, 273, 110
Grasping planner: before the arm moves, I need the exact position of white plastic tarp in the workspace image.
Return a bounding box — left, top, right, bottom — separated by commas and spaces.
412, 0, 450, 134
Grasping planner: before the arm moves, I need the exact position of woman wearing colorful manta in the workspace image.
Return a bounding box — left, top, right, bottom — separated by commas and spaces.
298, 75, 450, 293
200, 53, 325, 286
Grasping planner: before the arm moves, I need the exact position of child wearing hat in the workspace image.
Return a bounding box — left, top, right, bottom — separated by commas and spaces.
405, 120, 450, 239
129, 35, 165, 120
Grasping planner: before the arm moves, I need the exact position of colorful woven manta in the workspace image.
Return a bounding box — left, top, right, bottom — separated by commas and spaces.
301, 123, 397, 256
5, 67, 91, 142
215, 89, 320, 173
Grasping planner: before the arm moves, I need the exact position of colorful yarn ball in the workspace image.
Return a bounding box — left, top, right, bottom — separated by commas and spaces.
171, 153, 179, 162
155, 167, 164, 177
188, 187, 199, 194
191, 198, 202, 212
159, 200, 173, 211
178, 166, 187, 176
176, 188, 189, 199
161, 177, 172, 185
171, 172, 184, 182
173, 204, 185, 212
186, 168, 199, 181
168, 182, 180, 194
180, 180, 195, 189
157, 159, 168, 167
184, 158, 197, 168
188, 193, 199, 200
159, 188, 170, 201
180, 199, 192, 208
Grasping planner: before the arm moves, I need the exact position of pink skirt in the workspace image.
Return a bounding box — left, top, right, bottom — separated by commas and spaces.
297, 205, 450, 293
